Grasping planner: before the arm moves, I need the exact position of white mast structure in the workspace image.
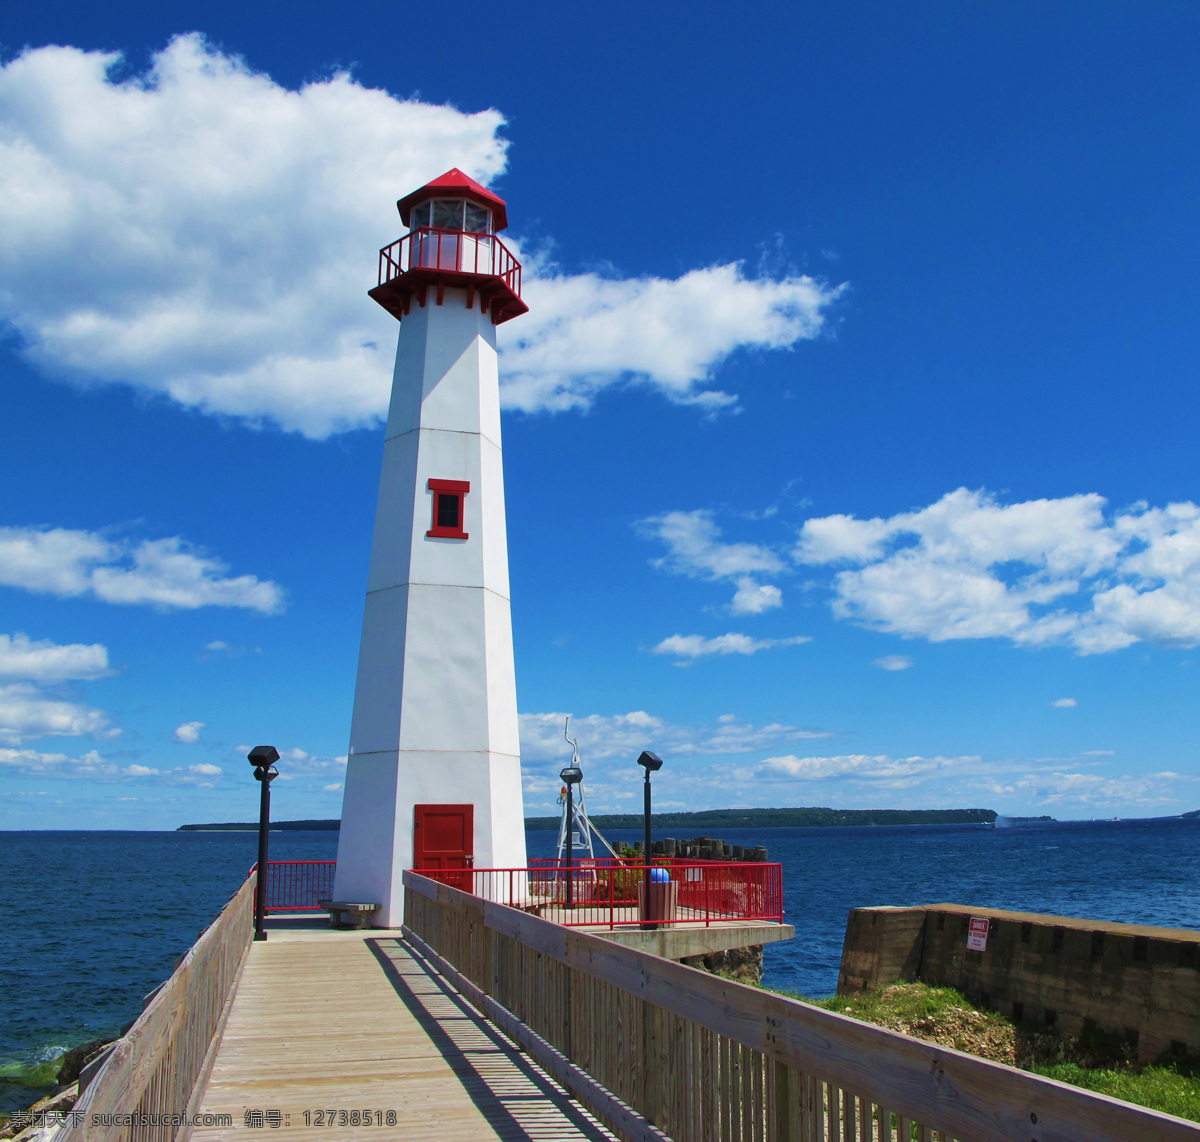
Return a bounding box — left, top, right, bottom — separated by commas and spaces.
333, 170, 530, 927
555, 718, 619, 863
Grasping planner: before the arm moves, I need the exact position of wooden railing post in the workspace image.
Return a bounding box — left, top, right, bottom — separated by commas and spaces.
401, 870, 1200, 1142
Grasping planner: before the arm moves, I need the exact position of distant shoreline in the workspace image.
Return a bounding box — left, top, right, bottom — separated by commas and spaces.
177, 807, 1004, 832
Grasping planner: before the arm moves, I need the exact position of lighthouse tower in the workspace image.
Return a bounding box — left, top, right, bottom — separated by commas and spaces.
333, 170, 529, 926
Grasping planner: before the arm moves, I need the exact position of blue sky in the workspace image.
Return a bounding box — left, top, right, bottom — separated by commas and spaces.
3, 2, 1200, 828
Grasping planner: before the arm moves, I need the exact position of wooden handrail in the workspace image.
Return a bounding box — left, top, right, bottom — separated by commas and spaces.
62, 875, 257, 1141
404, 870, 1200, 1142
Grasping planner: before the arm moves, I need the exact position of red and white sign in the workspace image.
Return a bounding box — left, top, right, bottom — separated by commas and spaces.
967, 916, 990, 952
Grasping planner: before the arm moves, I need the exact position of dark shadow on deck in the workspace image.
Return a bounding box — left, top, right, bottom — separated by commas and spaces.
366, 938, 615, 1142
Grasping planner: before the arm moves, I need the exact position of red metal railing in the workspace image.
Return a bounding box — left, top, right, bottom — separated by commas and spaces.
249, 860, 337, 912
415, 859, 784, 929
377, 227, 522, 296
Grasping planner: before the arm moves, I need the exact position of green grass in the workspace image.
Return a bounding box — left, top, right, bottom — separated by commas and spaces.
1032, 1061, 1200, 1123
786, 982, 1200, 1123
810, 983, 981, 1024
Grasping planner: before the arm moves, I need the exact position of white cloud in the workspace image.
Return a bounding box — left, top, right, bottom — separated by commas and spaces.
0, 35, 505, 438
1009, 770, 1190, 810
0, 36, 839, 438
0, 633, 109, 681
0, 747, 230, 783
233, 745, 345, 775
796, 488, 1200, 655
0, 747, 116, 775
516, 713, 1184, 817
652, 632, 811, 662
0, 633, 116, 745
1052, 698, 1077, 708
730, 578, 783, 615
519, 710, 829, 765
873, 655, 913, 671
324, 782, 343, 792
637, 510, 785, 612
502, 261, 840, 414
758, 753, 979, 786
173, 721, 205, 743
0, 682, 114, 745
639, 510, 783, 579
0, 526, 282, 612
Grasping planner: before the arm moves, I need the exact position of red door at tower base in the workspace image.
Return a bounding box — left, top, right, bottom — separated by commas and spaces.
413, 804, 474, 890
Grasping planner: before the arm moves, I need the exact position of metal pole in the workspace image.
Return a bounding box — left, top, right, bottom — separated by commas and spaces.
643, 770, 653, 929
564, 782, 574, 910
254, 767, 272, 941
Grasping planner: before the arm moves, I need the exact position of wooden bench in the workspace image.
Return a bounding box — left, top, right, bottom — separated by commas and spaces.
318, 900, 380, 929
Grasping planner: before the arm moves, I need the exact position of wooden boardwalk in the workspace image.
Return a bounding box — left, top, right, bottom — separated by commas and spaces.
191, 919, 618, 1142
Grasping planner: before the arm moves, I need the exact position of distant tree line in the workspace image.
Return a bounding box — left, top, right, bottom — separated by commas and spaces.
522, 807, 999, 830
177, 819, 341, 831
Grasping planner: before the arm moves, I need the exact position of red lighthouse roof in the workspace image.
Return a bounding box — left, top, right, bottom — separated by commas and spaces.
395, 169, 509, 232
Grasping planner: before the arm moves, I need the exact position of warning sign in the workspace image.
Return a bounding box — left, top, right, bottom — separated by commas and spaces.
967, 916, 990, 952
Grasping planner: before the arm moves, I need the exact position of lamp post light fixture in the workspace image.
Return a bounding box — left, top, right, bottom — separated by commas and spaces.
637, 750, 663, 928
559, 764, 583, 909
248, 745, 280, 941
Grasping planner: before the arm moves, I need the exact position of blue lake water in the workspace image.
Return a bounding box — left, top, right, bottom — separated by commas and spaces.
3, 818, 1199, 1112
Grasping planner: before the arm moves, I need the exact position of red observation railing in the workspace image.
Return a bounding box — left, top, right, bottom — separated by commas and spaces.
377, 227, 522, 298
416, 858, 784, 929
249, 860, 337, 912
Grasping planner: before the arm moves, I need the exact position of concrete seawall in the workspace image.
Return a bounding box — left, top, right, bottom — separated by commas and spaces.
838, 903, 1200, 1062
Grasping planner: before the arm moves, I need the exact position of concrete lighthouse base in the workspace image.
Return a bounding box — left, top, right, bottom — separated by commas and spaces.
334, 289, 527, 927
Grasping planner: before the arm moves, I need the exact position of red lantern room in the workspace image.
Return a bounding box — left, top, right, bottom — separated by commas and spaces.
368, 168, 528, 325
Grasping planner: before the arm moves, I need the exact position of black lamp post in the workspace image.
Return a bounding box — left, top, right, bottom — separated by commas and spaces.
637, 750, 663, 927
248, 745, 280, 941
560, 764, 582, 908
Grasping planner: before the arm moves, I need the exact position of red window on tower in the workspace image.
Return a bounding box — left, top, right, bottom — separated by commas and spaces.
426, 479, 469, 540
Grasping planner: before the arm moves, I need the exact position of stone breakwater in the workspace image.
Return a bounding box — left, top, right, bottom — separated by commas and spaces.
0, 1039, 114, 1140
652, 836, 770, 861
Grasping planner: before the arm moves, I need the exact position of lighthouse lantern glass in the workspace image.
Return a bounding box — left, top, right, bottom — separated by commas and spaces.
412, 199, 492, 235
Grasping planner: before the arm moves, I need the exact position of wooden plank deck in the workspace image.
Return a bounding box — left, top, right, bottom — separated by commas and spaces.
190, 919, 618, 1142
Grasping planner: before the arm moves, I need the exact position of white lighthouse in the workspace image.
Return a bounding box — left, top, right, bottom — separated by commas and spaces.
333, 170, 529, 926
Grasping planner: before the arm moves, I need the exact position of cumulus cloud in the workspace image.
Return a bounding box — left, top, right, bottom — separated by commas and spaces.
0, 633, 116, 745
652, 632, 811, 662
0, 747, 116, 775
517, 710, 1180, 817
1052, 698, 1077, 708
637, 510, 785, 613
0, 633, 109, 681
0, 747, 227, 782
1006, 770, 1189, 810
796, 488, 1200, 655
873, 655, 913, 671
519, 710, 830, 765
173, 721, 205, 743
0, 683, 114, 745
502, 262, 840, 414
0, 526, 282, 612
0, 35, 504, 437
234, 744, 347, 776
0, 36, 839, 438
730, 578, 783, 615
639, 510, 783, 579
758, 753, 979, 786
